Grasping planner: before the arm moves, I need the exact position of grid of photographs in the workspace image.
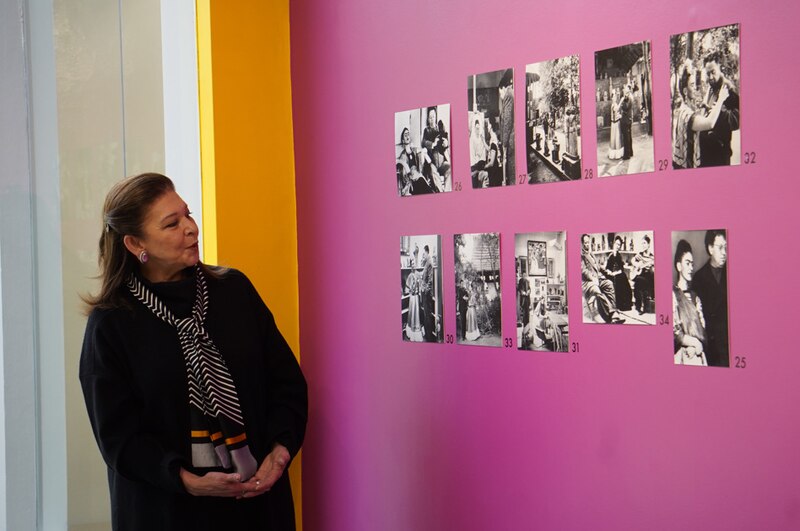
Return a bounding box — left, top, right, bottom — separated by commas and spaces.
468, 69, 516, 188
516, 232, 568, 351
670, 24, 740, 169
671, 230, 730, 367
392, 24, 741, 366
525, 55, 582, 183
580, 231, 656, 325
401, 235, 444, 343
395, 104, 453, 196
594, 41, 654, 177
454, 233, 502, 347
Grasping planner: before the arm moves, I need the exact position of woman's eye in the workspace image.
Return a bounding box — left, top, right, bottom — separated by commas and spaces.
166, 221, 178, 228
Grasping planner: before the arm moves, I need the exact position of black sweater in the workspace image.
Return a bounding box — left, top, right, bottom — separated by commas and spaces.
79, 268, 307, 530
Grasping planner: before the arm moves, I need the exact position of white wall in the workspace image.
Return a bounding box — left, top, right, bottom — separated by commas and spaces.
0, 0, 201, 529
0, 1, 40, 527
52, 0, 201, 528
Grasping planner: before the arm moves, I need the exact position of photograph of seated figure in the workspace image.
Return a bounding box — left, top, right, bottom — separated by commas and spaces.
468, 68, 516, 188
516, 231, 569, 351
580, 230, 656, 325
395, 104, 453, 196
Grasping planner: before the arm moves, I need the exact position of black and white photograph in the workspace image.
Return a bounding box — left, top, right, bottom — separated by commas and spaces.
454, 232, 502, 347
468, 69, 516, 188
516, 232, 568, 352
594, 41, 654, 177
527, 240, 547, 276
672, 229, 730, 367
401, 235, 444, 343
525, 55, 582, 183
580, 230, 656, 325
670, 24, 740, 169
395, 104, 453, 196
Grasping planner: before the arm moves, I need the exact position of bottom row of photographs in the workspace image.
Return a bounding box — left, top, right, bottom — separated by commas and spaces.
400, 230, 730, 367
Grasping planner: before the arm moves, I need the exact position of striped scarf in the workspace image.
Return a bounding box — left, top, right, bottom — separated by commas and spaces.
127, 266, 257, 480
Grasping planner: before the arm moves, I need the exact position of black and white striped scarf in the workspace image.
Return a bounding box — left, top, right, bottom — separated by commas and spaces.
127, 266, 257, 480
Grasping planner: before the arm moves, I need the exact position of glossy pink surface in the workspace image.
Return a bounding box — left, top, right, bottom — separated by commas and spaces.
290, 1, 800, 529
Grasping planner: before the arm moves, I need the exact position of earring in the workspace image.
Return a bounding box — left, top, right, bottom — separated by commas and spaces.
139, 250, 149, 264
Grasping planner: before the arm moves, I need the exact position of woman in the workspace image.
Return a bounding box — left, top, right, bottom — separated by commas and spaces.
79, 173, 308, 530
605, 236, 633, 311
397, 127, 433, 195
672, 240, 708, 366
608, 89, 624, 160
465, 282, 481, 341
672, 61, 730, 169
485, 143, 504, 188
404, 259, 423, 342
469, 119, 489, 188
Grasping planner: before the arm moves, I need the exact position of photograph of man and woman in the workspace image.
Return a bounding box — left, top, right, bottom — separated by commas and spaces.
581, 230, 656, 325
454, 233, 502, 347
468, 68, 516, 188
401, 235, 444, 342
525, 55, 582, 183
516, 232, 568, 352
395, 104, 453, 196
672, 229, 730, 367
670, 23, 740, 169
594, 41, 655, 177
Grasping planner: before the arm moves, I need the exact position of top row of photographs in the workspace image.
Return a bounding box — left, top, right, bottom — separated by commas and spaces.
395, 23, 740, 196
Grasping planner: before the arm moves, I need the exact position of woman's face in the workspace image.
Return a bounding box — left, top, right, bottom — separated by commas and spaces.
614, 238, 621, 251
402, 129, 411, 145
134, 190, 200, 281
677, 252, 694, 283
683, 70, 699, 105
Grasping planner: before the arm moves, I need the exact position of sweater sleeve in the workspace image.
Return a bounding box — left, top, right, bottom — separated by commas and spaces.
79, 311, 187, 494
242, 276, 308, 459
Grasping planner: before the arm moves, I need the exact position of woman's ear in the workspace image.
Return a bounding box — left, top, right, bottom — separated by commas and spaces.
123, 234, 144, 257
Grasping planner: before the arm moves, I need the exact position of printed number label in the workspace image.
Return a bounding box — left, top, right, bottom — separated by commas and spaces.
518, 174, 527, 184
445, 334, 454, 344
454, 182, 463, 191
583, 168, 594, 179
658, 159, 670, 171
735, 356, 747, 368
659, 314, 671, 326
744, 152, 756, 164
504, 337, 513, 348
571, 342, 580, 353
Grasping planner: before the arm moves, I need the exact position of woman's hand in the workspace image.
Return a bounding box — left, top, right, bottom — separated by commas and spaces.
180, 468, 247, 498
239, 444, 291, 499
683, 335, 704, 354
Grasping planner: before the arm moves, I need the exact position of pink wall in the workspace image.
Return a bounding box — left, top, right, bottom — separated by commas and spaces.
290, 1, 800, 529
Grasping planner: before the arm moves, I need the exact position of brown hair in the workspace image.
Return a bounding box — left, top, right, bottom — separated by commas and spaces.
83, 173, 219, 311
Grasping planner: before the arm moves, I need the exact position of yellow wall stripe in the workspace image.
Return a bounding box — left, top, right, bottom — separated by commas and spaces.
195, 1, 301, 527
196, 0, 218, 264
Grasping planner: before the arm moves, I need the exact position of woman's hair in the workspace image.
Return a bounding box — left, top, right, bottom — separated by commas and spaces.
399, 127, 409, 144
674, 239, 693, 267
678, 61, 701, 101
83, 173, 218, 312
614, 235, 623, 246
